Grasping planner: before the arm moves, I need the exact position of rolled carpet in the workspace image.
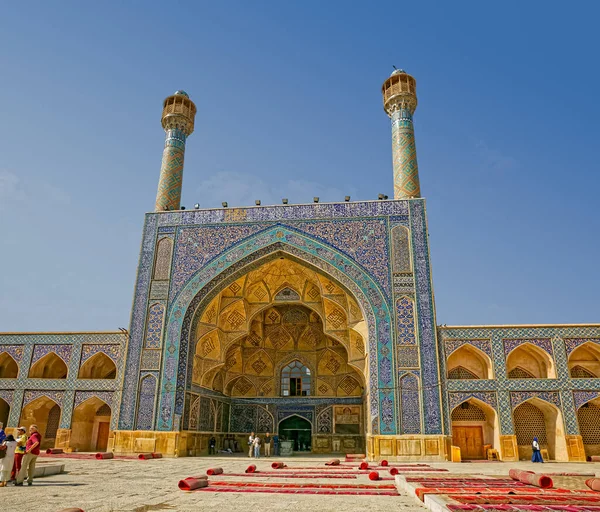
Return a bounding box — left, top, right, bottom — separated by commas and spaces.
509, 468, 553, 488
389, 467, 399, 476
151, 452, 163, 459
590, 456, 600, 462
272, 462, 287, 469
368, 471, 380, 481
46, 448, 64, 454
586, 478, 600, 492
206, 467, 223, 475
359, 462, 369, 470
245, 464, 257, 473
380, 460, 389, 467
178, 477, 208, 491
95, 452, 114, 460
325, 459, 340, 466
57, 509, 85, 512
138, 453, 153, 460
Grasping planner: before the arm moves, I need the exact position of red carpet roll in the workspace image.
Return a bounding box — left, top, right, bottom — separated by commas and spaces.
368, 471, 380, 481
151, 452, 162, 459
509, 468, 552, 488
590, 456, 600, 462
586, 478, 600, 492
95, 452, 114, 460
359, 462, 369, 470
138, 453, 153, 460
380, 460, 389, 466
178, 477, 208, 491
57, 509, 85, 512
206, 467, 223, 475
389, 467, 399, 476
325, 459, 340, 466
46, 448, 64, 454
245, 464, 257, 473
271, 462, 287, 469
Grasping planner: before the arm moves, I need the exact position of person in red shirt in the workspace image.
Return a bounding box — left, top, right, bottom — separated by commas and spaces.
15, 425, 42, 486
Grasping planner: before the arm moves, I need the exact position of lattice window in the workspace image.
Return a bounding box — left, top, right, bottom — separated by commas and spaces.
45, 404, 61, 439
451, 402, 486, 421
281, 360, 311, 396
508, 367, 536, 379
96, 404, 111, 416
578, 403, 600, 444
571, 365, 597, 378
513, 402, 547, 446
448, 366, 480, 380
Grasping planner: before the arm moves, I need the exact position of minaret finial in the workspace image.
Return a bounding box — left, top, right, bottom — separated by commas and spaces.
381, 69, 421, 199
154, 90, 197, 212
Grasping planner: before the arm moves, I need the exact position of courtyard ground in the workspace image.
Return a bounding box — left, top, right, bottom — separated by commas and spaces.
1, 454, 598, 512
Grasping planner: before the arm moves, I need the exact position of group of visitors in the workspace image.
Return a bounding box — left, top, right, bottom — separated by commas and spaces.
247, 431, 278, 458
0, 423, 42, 487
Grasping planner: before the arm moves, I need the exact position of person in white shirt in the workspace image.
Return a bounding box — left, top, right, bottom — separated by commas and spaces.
248, 432, 255, 458
253, 435, 261, 458
0, 435, 17, 486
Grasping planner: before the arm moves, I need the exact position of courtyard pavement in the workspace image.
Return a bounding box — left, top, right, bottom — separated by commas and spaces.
1, 454, 598, 512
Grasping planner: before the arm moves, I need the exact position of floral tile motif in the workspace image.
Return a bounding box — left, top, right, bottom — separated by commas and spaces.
80, 344, 120, 366
31, 344, 73, 366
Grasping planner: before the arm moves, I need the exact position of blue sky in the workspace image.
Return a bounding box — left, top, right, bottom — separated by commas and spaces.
1, 1, 598, 331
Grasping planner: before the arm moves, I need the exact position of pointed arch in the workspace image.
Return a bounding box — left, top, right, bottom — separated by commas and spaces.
451, 398, 500, 460
71, 396, 112, 452
506, 342, 555, 379
78, 352, 117, 379
513, 397, 567, 461
29, 352, 68, 379
0, 352, 18, 378
391, 224, 411, 273
576, 397, 600, 457
19, 396, 61, 450
0, 397, 10, 430
568, 341, 600, 378
447, 343, 493, 379
136, 374, 157, 430
280, 360, 311, 397
228, 375, 257, 397
153, 237, 173, 280
399, 373, 421, 434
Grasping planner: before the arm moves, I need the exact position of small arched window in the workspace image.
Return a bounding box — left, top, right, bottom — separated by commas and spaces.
281, 361, 311, 396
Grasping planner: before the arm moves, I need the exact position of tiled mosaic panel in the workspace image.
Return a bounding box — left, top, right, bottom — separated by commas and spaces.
444, 339, 492, 359
396, 297, 416, 345
316, 406, 333, 433
391, 109, 421, 199
399, 373, 421, 434
144, 303, 165, 349
31, 344, 72, 366
0, 345, 25, 363
135, 373, 158, 430
74, 391, 114, 409
80, 344, 120, 365
396, 345, 419, 368
391, 225, 411, 272
153, 237, 174, 280
155, 130, 186, 212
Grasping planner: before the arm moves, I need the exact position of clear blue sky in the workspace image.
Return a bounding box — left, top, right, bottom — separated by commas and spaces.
1, 1, 598, 331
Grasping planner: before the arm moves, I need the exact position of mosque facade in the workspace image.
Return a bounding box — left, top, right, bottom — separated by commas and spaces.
1, 71, 599, 462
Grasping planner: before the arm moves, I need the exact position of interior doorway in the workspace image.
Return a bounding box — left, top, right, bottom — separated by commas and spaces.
279, 415, 312, 452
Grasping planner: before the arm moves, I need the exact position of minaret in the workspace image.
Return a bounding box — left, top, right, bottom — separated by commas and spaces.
382, 70, 421, 199
154, 90, 197, 211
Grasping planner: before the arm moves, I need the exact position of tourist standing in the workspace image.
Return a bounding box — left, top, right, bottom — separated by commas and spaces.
209, 435, 216, 455
264, 432, 272, 457
273, 432, 279, 456
15, 424, 41, 486
531, 437, 543, 463
0, 423, 5, 444
248, 431, 255, 458
11, 427, 26, 481
0, 435, 17, 487
253, 435, 261, 458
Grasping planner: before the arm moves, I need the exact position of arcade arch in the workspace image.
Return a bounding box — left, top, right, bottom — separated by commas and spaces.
568, 342, 600, 378
506, 343, 556, 379
0, 397, 9, 429
451, 399, 499, 459
447, 345, 493, 380
513, 398, 567, 461
577, 398, 600, 457
19, 396, 61, 449
71, 397, 112, 452
78, 352, 117, 379
29, 352, 68, 379
0, 352, 18, 378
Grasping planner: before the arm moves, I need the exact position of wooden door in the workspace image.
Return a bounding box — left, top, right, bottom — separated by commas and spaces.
452, 426, 484, 459
97, 422, 110, 452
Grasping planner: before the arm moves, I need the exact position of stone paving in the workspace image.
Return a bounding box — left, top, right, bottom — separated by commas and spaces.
0, 455, 597, 512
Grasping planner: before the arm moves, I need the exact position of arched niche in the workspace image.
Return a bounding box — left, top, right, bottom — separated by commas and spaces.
78, 352, 117, 379
577, 397, 600, 457
450, 398, 500, 460
71, 397, 112, 452
0, 397, 10, 429
19, 396, 61, 449
513, 398, 567, 461
506, 343, 556, 379
447, 345, 493, 379
568, 342, 600, 378
0, 352, 18, 378
29, 352, 68, 379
